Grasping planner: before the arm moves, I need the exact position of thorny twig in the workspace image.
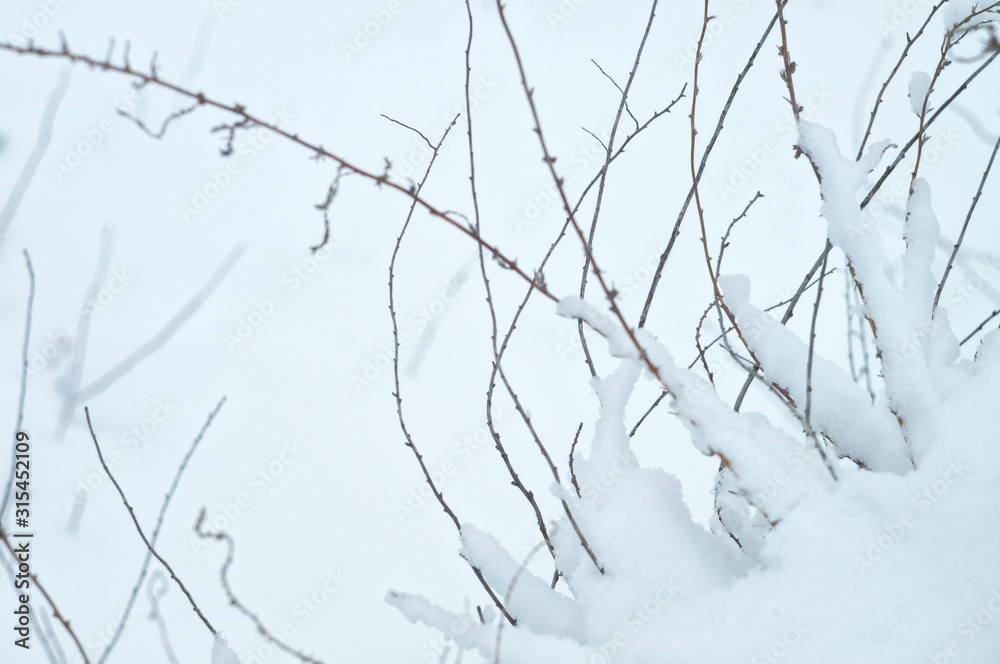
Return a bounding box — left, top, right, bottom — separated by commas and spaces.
934, 131, 1000, 310
85, 407, 216, 636
0, 39, 550, 301
386, 112, 515, 625
578, 0, 659, 379
195, 511, 327, 664
97, 397, 227, 664
639, 1, 788, 329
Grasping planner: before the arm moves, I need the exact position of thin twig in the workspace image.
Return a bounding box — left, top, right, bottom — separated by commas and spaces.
578, 0, 659, 379
493, 541, 546, 664
910, 4, 1000, 188
590, 59, 639, 131
569, 423, 583, 499
97, 397, 227, 664
494, 0, 676, 404
934, 131, 1000, 310
805, 243, 831, 428
862, 49, 1000, 209
84, 407, 216, 636
856, 1, 948, 158
117, 101, 200, 139
689, 2, 765, 378
0, 40, 552, 301
311, 166, 349, 253
387, 112, 515, 625
639, 1, 787, 329
195, 511, 326, 664
464, 0, 557, 565
961, 308, 1000, 345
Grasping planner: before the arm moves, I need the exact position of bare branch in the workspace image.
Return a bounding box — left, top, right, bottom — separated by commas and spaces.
97, 397, 227, 664
84, 407, 216, 636
195, 511, 326, 664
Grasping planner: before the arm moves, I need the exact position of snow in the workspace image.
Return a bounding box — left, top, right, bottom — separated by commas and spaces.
908, 71, 931, 116
0, 1, 998, 663
720, 274, 910, 472
943, 1, 999, 33
394, 97, 1000, 664
210, 636, 241, 664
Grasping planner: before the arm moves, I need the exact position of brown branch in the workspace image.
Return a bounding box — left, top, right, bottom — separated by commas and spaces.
465, 0, 558, 567
494, 0, 674, 399
856, 0, 948, 159
0, 40, 554, 303
862, 48, 1000, 208
689, 3, 767, 380
639, 1, 787, 329
911, 5, 1000, 187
